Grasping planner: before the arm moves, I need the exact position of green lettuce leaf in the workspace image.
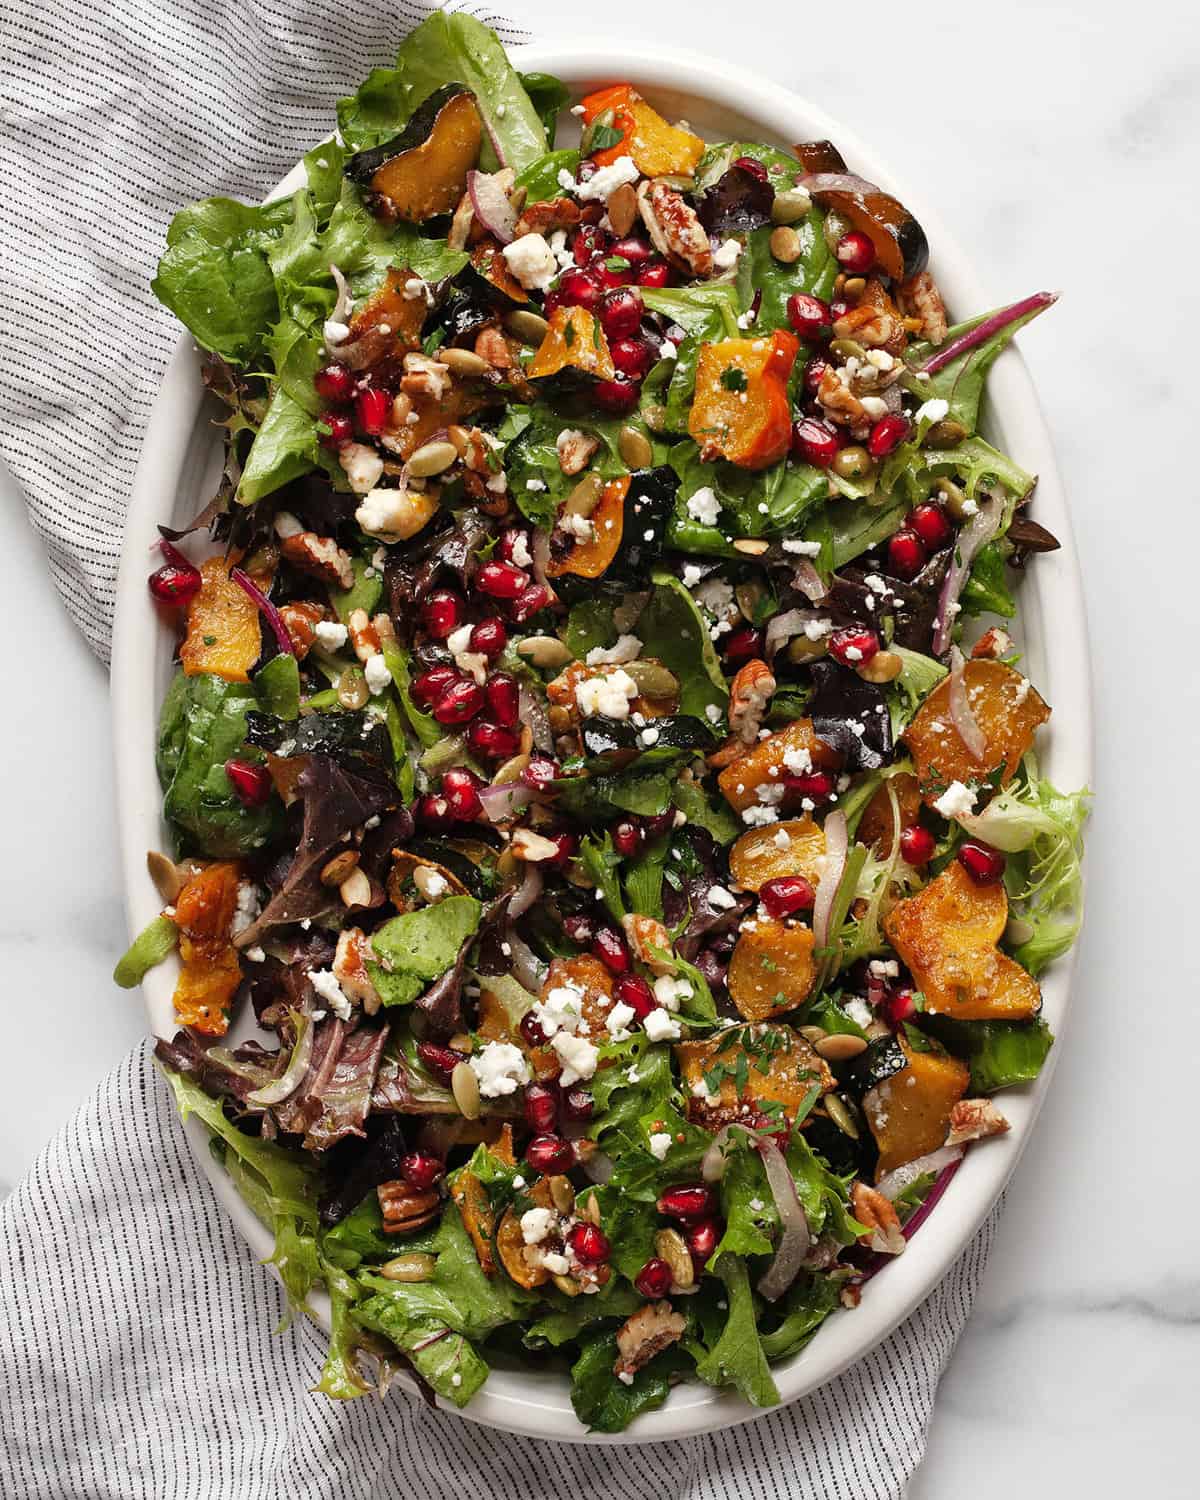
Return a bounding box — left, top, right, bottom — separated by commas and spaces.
758, 1271, 843, 1360
887, 645, 948, 735
367, 895, 482, 1007
580, 832, 626, 921
669, 439, 828, 542
735, 210, 838, 332
693, 1254, 779, 1407
918, 1015, 1055, 1093
961, 538, 1016, 619
570, 1327, 684, 1432
636, 570, 729, 719
514, 148, 581, 204
237, 386, 320, 505
670, 779, 739, 844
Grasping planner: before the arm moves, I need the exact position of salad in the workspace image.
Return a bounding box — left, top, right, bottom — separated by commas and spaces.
120, 13, 1088, 1432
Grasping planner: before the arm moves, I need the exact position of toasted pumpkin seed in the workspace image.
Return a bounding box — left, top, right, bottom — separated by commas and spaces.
446, 424, 472, 454
624, 660, 679, 698
617, 424, 653, 470
380, 1252, 436, 1282
505, 309, 550, 345
451, 1061, 481, 1120
564, 471, 604, 518
858, 649, 903, 684
833, 445, 875, 482
408, 440, 458, 478
607, 181, 638, 237
146, 850, 182, 905
815, 1032, 869, 1061
440, 347, 490, 378
769, 225, 803, 264
655, 1228, 695, 1289
548, 1175, 575, 1214
829, 337, 867, 363
799, 1024, 829, 1044
339, 867, 372, 909
552, 1273, 582, 1297
642, 403, 668, 433
448, 1032, 473, 1054
771, 187, 812, 224
842, 276, 867, 300
320, 850, 360, 888
492, 752, 531, 786
517, 634, 572, 669
337, 666, 369, 710
733, 538, 769, 557
580, 1193, 602, 1226
825, 1093, 861, 1141
934, 475, 970, 519
788, 635, 829, 663
924, 418, 969, 450
734, 579, 765, 621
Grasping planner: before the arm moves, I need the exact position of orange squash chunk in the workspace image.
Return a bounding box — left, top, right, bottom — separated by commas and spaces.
180, 556, 271, 682
856, 772, 922, 856
729, 817, 825, 893
884, 860, 1041, 1021
863, 1038, 970, 1179
545, 476, 627, 579
689, 331, 799, 470
527, 306, 615, 380
172, 861, 243, 1035
452, 1124, 514, 1277
470, 239, 529, 303
718, 719, 840, 814
727, 916, 816, 1020
903, 661, 1050, 807
579, 84, 704, 177
676, 1024, 833, 1130
386, 382, 488, 462
347, 266, 428, 350
524, 956, 616, 1080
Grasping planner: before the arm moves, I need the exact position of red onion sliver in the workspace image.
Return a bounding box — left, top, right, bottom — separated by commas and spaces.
518, 684, 554, 754
764, 608, 830, 658
230, 567, 295, 657
467, 169, 517, 244
915, 291, 1058, 378
530, 527, 552, 589
329, 263, 353, 327
756, 1137, 813, 1301
930, 493, 1003, 656
812, 810, 848, 953
504, 926, 546, 993
478, 780, 534, 825
876, 1145, 963, 1203
246, 1012, 314, 1106
799, 170, 879, 199
947, 646, 987, 761
701, 1122, 754, 1183
855, 1155, 965, 1286
506, 859, 542, 920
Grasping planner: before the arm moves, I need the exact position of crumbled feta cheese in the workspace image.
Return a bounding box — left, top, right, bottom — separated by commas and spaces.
231, 881, 261, 937
606, 1000, 637, 1040
310, 968, 352, 1021
552, 1031, 599, 1086
533, 982, 586, 1039
844, 996, 874, 1029
932, 780, 977, 820
585, 634, 643, 667
446, 623, 474, 656
412, 866, 449, 904
686, 486, 722, 526
749, 1197, 764, 1213
560, 511, 595, 542
707, 885, 737, 911
648, 1132, 673, 1161
540, 1250, 570, 1275
521, 1207, 557, 1245
741, 805, 780, 827
681, 564, 704, 588
313, 620, 348, 652
617, 1370, 635, 1386
694, 577, 734, 621
364, 653, 391, 695
339, 442, 385, 496
773, 828, 792, 850
244, 945, 266, 964
859, 395, 889, 419
512, 1175, 526, 1190
705, 703, 723, 725
782, 745, 813, 776
525, 477, 547, 492
470, 1041, 530, 1098
653, 975, 692, 1012
781, 538, 822, 556
643, 1008, 682, 1042
712, 238, 742, 270
575, 668, 639, 720
658, 339, 678, 360
914, 397, 950, 427
502, 233, 558, 291
402, 276, 434, 305
756, 783, 786, 807
1013, 676, 1031, 704
508, 531, 533, 568
571, 155, 640, 202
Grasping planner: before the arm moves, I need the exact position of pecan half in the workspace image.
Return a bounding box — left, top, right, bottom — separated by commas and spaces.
279, 532, 355, 590
278, 600, 325, 660
637, 180, 713, 278
333, 927, 382, 1016
614, 1301, 687, 1380
514, 197, 581, 239
897, 270, 949, 347
728, 659, 776, 746
946, 1098, 1010, 1146
851, 1181, 906, 1256
377, 1181, 442, 1235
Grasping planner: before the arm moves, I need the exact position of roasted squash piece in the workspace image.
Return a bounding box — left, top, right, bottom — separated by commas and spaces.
181, 556, 271, 683
172, 861, 242, 1035
884, 860, 1041, 1021
903, 661, 1049, 807
496, 1206, 550, 1289
729, 816, 826, 892
385, 382, 488, 462
727, 916, 816, 1021
688, 332, 799, 470
470, 239, 529, 302
718, 719, 840, 814
676, 1024, 834, 1131
346, 84, 482, 223
856, 773, 922, 856
579, 84, 704, 177
527, 306, 616, 380
545, 476, 627, 579
452, 1169, 497, 1274
341, 265, 430, 373
525, 955, 616, 1080
802, 170, 929, 282
863, 1037, 969, 1178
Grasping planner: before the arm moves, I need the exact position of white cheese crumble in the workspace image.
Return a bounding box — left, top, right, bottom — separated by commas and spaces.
781, 538, 822, 556
552, 1031, 600, 1086
339, 442, 385, 496
570, 154, 640, 202
509, 531, 533, 568
313, 620, 348, 652
231, 881, 261, 937
707, 885, 737, 911
712, 238, 743, 270
741, 805, 780, 827
586, 634, 642, 666
501, 233, 558, 291
686, 486, 722, 526
532, 982, 586, 1038
914, 397, 950, 427
364, 653, 391, 695
648, 1132, 673, 1161
606, 1000, 637, 1040
309, 968, 352, 1021
643, 1008, 682, 1042
653, 975, 693, 1012
470, 1041, 530, 1098
932, 780, 978, 820
575, 668, 639, 720
844, 997, 874, 1028
520, 1207, 556, 1245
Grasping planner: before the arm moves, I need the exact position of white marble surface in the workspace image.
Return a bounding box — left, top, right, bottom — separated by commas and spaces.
2, 0, 1197, 1489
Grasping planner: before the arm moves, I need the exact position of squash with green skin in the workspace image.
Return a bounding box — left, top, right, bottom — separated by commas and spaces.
346, 84, 483, 223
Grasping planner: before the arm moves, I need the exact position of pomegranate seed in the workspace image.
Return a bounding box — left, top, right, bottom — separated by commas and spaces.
594, 258, 635, 290
908, 501, 953, 551
656, 1184, 717, 1222
313, 362, 354, 404
421, 588, 466, 640
636, 258, 671, 288
510, 583, 554, 622
887, 528, 928, 580
759, 875, 816, 919
401, 1152, 443, 1190
829, 626, 880, 667
467, 719, 521, 760
786, 293, 833, 341
418, 793, 455, 831
525, 1134, 575, 1176
441, 766, 483, 821
732, 154, 769, 182
547, 830, 579, 869
568, 1222, 610, 1264
609, 235, 653, 266
562, 913, 595, 946
433, 678, 485, 725
523, 1082, 558, 1133
355, 385, 390, 436
686, 1218, 720, 1263
498, 528, 531, 565
592, 377, 641, 414
641, 811, 675, 840
484, 671, 520, 726
722, 625, 764, 667
634, 1258, 673, 1298
469, 617, 508, 658
558, 266, 603, 312
882, 986, 916, 1026
542, 289, 568, 319
562, 1086, 594, 1122
791, 416, 840, 468
477, 560, 529, 600
785, 769, 836, 803
521, 756, 561, 793
957, 841, 1006, 885
416, 1041, 468, 1084
148, 563, 201, 606
411, 664, 460, 707
868, 414, 911, 459
591, 926, 631, 975
612, 819, 644, 858
519, 1011, 549, 1048
836, 230, 875, 274
318, 411, 354, 449
609, 336, 653, 380
224, 759, 272, 807
614, 973, 655, 1019
802, 356, 829, 397
599, 287, 644, 340
899, 824, 936, 866
573, 225, 608, 264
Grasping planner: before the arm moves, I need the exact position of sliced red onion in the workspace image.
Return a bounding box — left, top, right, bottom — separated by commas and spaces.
467, 169, 518, 244
930, 493, 1003, 656
947, 645, 987, 762
812, 810, 848, 953
503, 926, 547, 992
799, 170, 879, 199
876, 1145, 963, 1203
506, 859, 543, 920
915, 291, 1058, 378
478, 780, 534, 824
791, 560, 826, 603
855, 1155, 965, 1286
756, 1137, 813, 1301
329, 263, 353, 326
764, 608, 831, 658
518, 683, 555, 755
701, 1122, 753, 1183
246, 1011, 313, 1106
230, 567, 295, 656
